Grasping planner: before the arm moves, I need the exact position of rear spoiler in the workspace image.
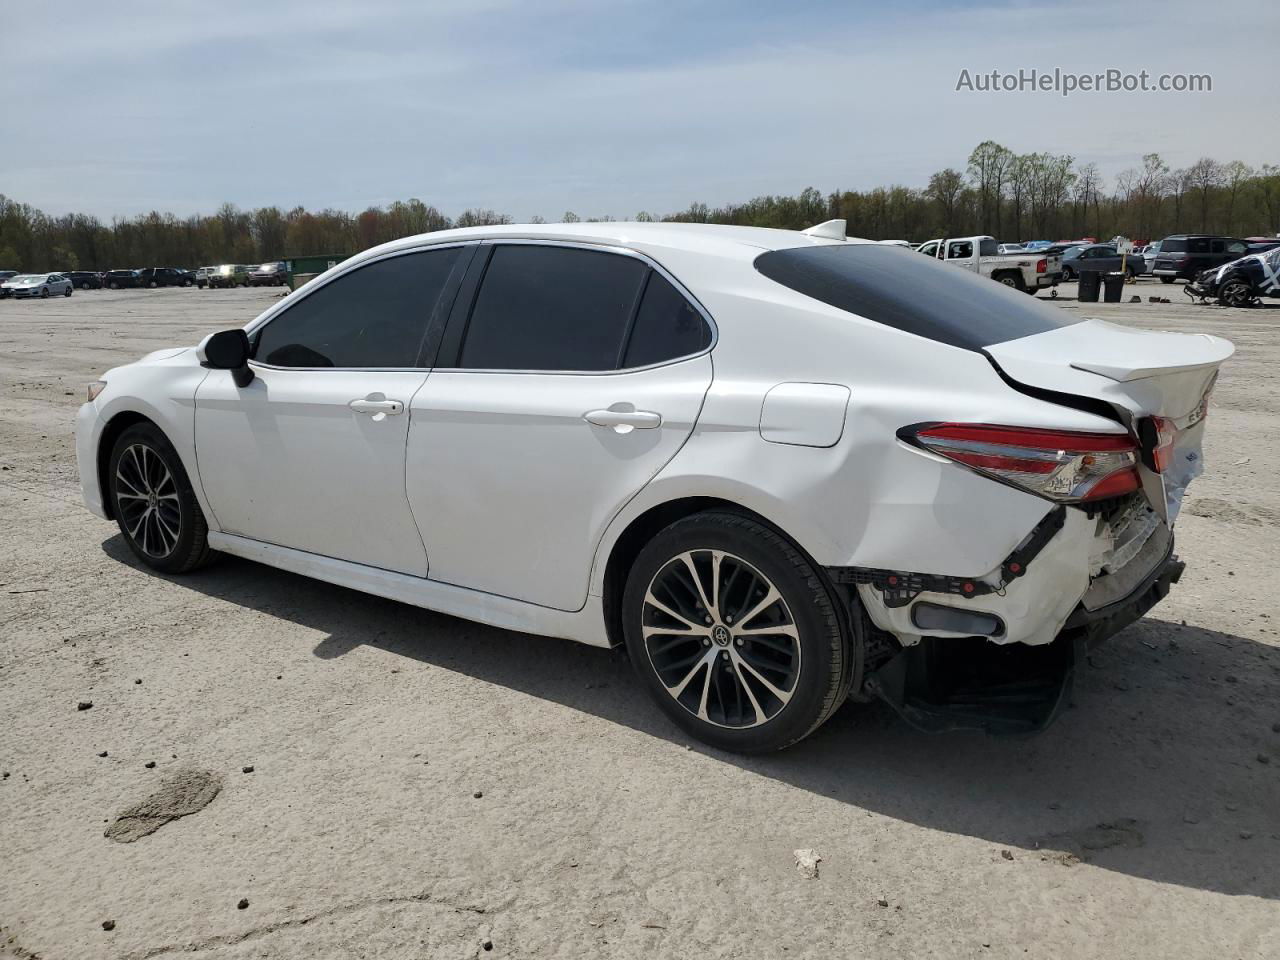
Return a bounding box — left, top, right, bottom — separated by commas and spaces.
1071, 334, 1234, 382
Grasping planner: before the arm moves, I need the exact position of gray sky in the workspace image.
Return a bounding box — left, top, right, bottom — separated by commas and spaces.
3, 0, 1276, 220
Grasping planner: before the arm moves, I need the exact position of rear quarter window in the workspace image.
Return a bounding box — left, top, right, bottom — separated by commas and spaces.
754, 243, 1082, 351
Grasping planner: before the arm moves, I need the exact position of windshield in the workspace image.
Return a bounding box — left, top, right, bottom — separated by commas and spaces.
754, 243, 1082, 351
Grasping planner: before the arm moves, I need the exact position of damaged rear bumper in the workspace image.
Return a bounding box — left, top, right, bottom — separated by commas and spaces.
836, 527, 1183, 736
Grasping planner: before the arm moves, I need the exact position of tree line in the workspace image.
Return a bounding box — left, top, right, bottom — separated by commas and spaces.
2, 142, 1276, 271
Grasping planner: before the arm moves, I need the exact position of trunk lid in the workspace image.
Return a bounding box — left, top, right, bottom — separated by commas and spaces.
984, 319, 1234, 520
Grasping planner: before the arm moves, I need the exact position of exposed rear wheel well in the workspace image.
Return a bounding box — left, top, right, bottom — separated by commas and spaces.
96, 411, 156, 519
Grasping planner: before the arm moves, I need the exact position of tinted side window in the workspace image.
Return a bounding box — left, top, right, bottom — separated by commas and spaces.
979, 238, 998, 256
947, 241, 972, 259
754, 244, 1082, 351
254, 248, 461, 368
1210, 239, 1225, 254
1188, 237, 1211, 254
459, 245, 647, 371
622, 273, 710, 368
1162, 238, 1186, 253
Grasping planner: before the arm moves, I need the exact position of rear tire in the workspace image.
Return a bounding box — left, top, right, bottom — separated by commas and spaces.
622, 511, 853, 753
107, 422, 212, 574
65, 287, 72, 297
1062, 266, 1075, 281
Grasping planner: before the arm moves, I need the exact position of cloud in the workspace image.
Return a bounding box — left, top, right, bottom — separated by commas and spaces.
3, 0, 1276, 219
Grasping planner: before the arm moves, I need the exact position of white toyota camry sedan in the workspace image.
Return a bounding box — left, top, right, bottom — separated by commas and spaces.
76, 221, 1232, 751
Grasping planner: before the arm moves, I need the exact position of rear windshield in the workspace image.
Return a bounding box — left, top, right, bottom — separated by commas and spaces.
1161, 238, 1186, 253
753, 244, 1082, 351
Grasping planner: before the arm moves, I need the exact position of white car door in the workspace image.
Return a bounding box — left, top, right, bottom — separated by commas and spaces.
407, 242, 714, 611
193, 245, 471, 576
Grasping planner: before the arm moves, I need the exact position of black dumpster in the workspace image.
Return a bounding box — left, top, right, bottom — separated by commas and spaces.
1078, 270, 1101, 302
1102, 271, 1125, 303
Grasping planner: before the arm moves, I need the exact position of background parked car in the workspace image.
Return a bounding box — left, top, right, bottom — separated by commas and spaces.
1, 273, 73, 299
1140, 240, 1163, 275
104, 270, 143, 289
1151, 235, 1248, 283
1059, 244, 1140, 281
138, 267, 194, 288
63, 270, 103, 290
207, 264, 250, 288
1186, 246, 1280, 306
0, 270, 17, 287
194, 266, 214, 288
915, 235, 1062, 294
247, 261, 289, 286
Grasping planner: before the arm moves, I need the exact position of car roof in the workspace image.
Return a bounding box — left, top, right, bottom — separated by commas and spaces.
345, 221, 856, 270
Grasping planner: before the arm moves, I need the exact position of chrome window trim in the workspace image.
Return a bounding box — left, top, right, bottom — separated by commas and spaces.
244, 241, 477, 373
434, 237, 719, 377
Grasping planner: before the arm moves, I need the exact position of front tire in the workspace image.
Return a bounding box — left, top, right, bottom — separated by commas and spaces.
1062, 266, 1075, 281
622, 512, 852, 753
1161, 276, 1175, 284
1218, 278, 1254, 308
108, 423, 212, 574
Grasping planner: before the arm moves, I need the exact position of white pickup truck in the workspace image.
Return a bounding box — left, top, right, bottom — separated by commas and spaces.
915, 235, 1063, 295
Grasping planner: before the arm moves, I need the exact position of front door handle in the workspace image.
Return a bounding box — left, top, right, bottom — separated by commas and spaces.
350, 397, 404, 420
584, 408, 662, 434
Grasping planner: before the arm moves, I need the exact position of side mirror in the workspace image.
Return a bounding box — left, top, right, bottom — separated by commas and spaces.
197, 329, 255, 388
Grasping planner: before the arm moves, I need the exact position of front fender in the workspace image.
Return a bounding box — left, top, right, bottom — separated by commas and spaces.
79, 355, 216, 530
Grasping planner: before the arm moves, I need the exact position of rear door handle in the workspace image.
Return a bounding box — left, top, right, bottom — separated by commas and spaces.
350, 398, 404, 420
584, 408, 662, 433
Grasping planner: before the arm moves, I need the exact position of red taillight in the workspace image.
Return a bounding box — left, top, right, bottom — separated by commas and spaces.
909, 423, 1140, 503
1036, 258, 1047, 274
1148, 416, 1177, 472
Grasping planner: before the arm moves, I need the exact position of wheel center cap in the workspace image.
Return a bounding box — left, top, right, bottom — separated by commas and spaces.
712, 624, 731, 646
147, 492, 158, 508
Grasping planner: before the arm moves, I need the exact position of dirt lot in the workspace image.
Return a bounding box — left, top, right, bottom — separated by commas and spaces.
1, 280, 1278, 959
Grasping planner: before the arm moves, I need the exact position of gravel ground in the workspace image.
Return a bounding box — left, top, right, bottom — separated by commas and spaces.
1, 281, 1278, 959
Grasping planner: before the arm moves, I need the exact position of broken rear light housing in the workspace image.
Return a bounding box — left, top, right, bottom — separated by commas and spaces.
901, 422, 1140, 503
